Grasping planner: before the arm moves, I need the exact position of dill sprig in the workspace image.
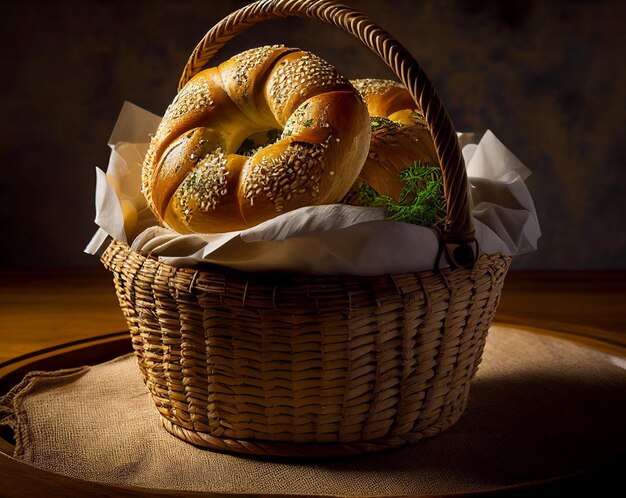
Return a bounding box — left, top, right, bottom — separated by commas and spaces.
354, 181, 378, 206
351, 162, 447, 229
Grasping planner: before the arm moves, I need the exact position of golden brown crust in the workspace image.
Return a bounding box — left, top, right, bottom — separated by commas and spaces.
165, 151, 246, 233
264, 51, 353, 125
351, 79, 416, 120
143, 46, 370, 233
218, 44, 294, 128
350, 79, 439, 200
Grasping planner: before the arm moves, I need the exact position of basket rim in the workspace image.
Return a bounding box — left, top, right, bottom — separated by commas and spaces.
102, 238, 510, 287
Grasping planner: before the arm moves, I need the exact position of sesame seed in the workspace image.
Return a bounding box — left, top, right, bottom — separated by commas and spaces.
350, 78, 404, 102
173, 147, 229, 223
268, 51, 347, 112
228, 45, 285, 97
244, 142, 327, 212
165, 80, 214, 120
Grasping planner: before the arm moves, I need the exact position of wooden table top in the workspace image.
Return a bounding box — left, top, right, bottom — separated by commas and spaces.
0, 268, 625, 497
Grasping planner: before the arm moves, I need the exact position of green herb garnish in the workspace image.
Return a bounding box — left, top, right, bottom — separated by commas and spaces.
236, 137, 258, 156
409, 110, 425, 122
303, 118, 313, 127
352, 181, 378, 206
349, 162, 447, 229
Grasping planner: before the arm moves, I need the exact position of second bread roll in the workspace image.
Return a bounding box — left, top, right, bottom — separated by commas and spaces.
348, 79, 440, 202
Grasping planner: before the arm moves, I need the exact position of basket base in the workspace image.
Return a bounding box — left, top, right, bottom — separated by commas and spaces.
160, 412, 463, 458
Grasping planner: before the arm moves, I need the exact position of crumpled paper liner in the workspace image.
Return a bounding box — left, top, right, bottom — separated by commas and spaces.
86, 102, 540, 275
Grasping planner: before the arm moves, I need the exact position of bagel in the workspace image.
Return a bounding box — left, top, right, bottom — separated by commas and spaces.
142, 45, 371, 233
346, 79, 439, 202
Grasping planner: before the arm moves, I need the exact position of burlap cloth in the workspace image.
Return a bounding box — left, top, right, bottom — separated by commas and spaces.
1, 325, 625, 496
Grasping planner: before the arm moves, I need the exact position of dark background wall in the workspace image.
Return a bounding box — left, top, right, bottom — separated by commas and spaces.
1, 0, 625, 269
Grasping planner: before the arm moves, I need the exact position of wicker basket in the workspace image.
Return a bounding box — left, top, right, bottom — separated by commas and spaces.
102, 0, 511, 457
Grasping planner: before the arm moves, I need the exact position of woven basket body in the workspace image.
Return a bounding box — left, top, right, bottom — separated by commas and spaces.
102, 0, 513, 456
103, 241, 509, 456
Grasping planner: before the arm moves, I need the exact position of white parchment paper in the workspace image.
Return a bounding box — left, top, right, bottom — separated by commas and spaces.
85, 102, 540, 275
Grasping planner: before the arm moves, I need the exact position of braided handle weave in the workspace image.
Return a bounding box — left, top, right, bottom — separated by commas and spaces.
179, 0, 476, 259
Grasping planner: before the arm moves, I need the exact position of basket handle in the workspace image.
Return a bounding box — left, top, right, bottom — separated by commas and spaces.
179, 0, 477, 267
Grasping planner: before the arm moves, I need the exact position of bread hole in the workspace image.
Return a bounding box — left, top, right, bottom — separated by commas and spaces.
236, 129, 282, 156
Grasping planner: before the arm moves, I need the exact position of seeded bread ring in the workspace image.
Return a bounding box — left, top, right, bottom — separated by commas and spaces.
142, 45, 371, 233
349, 78, 439, 201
